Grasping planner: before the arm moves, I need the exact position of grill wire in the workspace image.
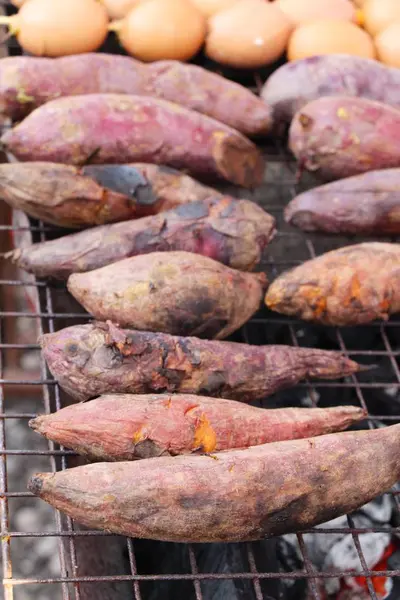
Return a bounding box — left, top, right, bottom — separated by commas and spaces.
0, 5, 399, 598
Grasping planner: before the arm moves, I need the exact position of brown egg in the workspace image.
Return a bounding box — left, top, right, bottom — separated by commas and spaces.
115, 0, 206, 61
101, 0, 142, 20
375, 23, 400, 68
206, 0, 292, 69
288, 19, 376, 61
276, 0, 356, 26
10, 0, 109, 57
363, 0, 400, 37
191, 0, 241, 18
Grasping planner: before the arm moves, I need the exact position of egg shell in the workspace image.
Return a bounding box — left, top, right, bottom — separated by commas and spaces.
363, 0, 400, 37
375, 24, 400, 69
276, 0, 356, 26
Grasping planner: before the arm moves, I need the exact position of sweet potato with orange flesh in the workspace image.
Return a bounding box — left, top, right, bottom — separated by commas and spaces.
0, 54, 272, 135
266, 242, 400, 326
29, 393, 366, 461
0, 162, 216, 228
28, 424, 400, 542
67, 252, 267, 338
289, 96, 400, 181
8, 196, 276, 279
285, 169, 400, 235
40, 321, 362, 402
0, 94, 265, 188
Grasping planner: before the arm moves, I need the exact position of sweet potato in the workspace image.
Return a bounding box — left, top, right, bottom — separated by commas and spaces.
266, 242, 400, 326
289, 96, 400, 181
261, 54, 400, 127
40, 321, 362, 402
0, 162, 216, 228
29, 393, 366, 461
28, 423, 400, 542
0, 54, 272, 136
8, 196, 276, 279
285, 168, 400, 235
1, 94, 264, 188
67, 252, 267, 338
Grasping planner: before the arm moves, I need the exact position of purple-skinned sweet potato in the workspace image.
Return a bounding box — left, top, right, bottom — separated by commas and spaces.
29, 393, 366, 461
0, 162, 217, 228
0, 94, 265, 188
0, 54, 272, 136
266, 242, 400, 326
7, 196, 276, 279
289, 96, 400, 181
285, 168, 400, 235
28, 423, 400, 542
40, 321, 362, 402
67, 252, 267, 338
261, 55, 400, 128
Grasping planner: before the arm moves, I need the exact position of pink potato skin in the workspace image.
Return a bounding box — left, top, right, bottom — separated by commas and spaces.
0, 54, 271, 135
9, 196, 276, 279
289, 96, 400, 181
29, 393, 366, 461
285, 168, 400, 235
40, 321, 362, 402
261, 54, 400, 127
28, 424, 400, 542
67, 251, 267, 339
1, 94, 264, 187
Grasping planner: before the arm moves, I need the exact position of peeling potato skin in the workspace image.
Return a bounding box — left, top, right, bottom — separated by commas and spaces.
28, 424, 400, 542
0, 162, 216, 228
67, 251, 267, 338
0, 94, 265, 188
285, 169, 400, 235
289, 96, 400, 181
40, 321, 362, 402
145, 61, 272, 137
10, 197, 276, 279
266, 242, 400, 326
29, 393, 366, 462
261, 55, 400, 127
0, 54, 271, 135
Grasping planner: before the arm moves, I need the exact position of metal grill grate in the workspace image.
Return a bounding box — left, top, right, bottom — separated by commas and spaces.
0, 7, 399, 598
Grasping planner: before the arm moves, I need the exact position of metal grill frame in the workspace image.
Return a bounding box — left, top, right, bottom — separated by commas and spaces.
0, 11, 400, 600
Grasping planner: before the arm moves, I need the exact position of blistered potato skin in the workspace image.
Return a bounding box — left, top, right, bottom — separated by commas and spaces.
1, 94, 265, 188
266, 242, 400, 326
40, 321, 362, 402
9, 196, 276, 279
28, 424, 400, 542
289, 96, 400, 181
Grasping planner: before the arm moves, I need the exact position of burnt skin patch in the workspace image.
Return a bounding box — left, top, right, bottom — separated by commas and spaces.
178, 493, 210, 510
83, 165, 155, 202
133, 439, 168, 459
174, 201, 209, 220
199, 371, 227, 396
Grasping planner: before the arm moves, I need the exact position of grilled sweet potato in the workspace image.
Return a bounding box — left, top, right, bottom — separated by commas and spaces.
8, 196, 276, 279
285, 169, 400, 235
28, 423, 400, 542
266, 242, 400, 326
67, 252, 267, 338
40, 321, 362, 402
0, 162, 216, 228
0, 94, 264, 188
29, 393, 366, 461
0, 54, 272, 135
261, 55, 400, 127
289, 96, 400, 181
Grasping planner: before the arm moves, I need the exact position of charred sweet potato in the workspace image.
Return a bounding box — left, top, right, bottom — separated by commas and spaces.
285, 169, 400, 235
289, 96, 400, 180
261, 55, 400, 127
0, 54, 271, 135
40, 321, 362, 402
28, 424, 400, 542
0, 162, 216, 228
8, 196, 276, 279
0, 94, 265, 188
29, 393, 366, 461
67, 252, 267, 338
266, 242, 400, 326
